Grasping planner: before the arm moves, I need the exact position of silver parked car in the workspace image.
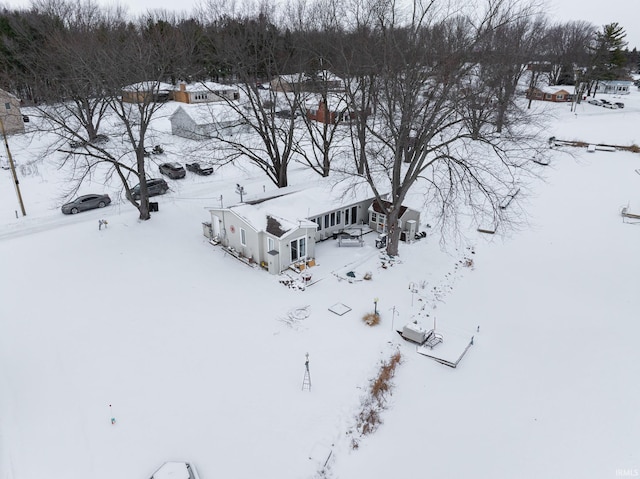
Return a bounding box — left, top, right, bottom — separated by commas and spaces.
61, 194, 111, 214
159, 162, 186, 179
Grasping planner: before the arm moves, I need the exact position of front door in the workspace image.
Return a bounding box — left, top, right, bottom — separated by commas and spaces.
290, 237, 306, 263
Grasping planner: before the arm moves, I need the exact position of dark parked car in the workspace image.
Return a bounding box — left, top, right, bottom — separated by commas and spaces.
69, 135, 109, 149
92, 134, 109, 145
615, 102, 625, 108
61, 194, 111, 214
186, 162, 214, 176
274, 109, 299, 119
159, 162, 186, 179
69, 139, 87, 148
131, 178, 169, 200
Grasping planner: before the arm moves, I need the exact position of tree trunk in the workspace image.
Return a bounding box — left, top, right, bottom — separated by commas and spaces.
385, 209, 402, 257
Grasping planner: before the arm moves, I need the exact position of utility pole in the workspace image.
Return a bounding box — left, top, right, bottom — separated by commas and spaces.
235, 184, 245, 203
0, 118, 26, 216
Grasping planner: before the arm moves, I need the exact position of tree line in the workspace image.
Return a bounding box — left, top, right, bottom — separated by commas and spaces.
0, 0, 635, 254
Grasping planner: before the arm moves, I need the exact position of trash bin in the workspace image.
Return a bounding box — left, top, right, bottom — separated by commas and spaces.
149, 201, 159, 212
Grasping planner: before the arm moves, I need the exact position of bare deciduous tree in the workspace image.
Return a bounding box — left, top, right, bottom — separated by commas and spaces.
340, 0, 545, 256
202, 10, 307, 188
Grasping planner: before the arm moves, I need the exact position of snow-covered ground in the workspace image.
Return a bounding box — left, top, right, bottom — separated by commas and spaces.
1, 87, 639, 479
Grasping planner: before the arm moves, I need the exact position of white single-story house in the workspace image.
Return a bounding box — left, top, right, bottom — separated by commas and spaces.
368, 199, 421, 239
172, 81, 239, 104
206, 184, 374, 274
596, 80, 633, 95
206, 201, 319, 275
169, 103, 246, 140
206, 183, 422, 274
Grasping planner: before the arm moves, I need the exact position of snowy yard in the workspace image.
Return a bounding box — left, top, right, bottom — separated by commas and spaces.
1, 89, 640, 479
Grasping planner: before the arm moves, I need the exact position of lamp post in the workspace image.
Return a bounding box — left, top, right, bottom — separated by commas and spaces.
374, 297, 379, 316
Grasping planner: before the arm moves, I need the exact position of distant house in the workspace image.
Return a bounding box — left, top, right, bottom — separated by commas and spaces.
596, 80, 633, 95
270, 74, 309, 93
169, 104, 246, 140
304, 94, 370, 125
172, 81, 239, 104
0, 89, 25, 135
526, 85, 573, 102
121, 81, 173, 103
270, 71, 343, 93
368, 199, 421, 240
206, 183, 422, 274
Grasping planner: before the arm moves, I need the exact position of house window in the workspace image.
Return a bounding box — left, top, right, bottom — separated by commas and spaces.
351, 206, 357, 224
4, 102, 10, 110
556, 94, 564, 100
344, 208, 350, 225
330, 212, 336, 226
545, 94, 552, 100
316, 217, 322, 231
371, 212, 377, 223
324, 214, 330, 228
267, 237, 275, 252
290, 237, 306, 262
336, 211, 341, 224
240, 228, 246, 246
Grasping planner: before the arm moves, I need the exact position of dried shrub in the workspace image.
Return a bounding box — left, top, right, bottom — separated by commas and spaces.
371, 351, 402, 400
629, 144, 640, 153
350, 351, 403, 447
363, 312, 380, 326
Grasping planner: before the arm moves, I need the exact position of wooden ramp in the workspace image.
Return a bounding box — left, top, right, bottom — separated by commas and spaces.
621, 207, 640, 223
477, 225, 497, 234
413, 330, 475, 368
500, 188, 520, 210
532, 155, 550, 165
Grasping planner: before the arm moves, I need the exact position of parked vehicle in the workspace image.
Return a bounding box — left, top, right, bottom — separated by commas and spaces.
69, 134, 109, 149
587, 99, 603, 106
274, 109, 298, 119
159, 162, 186, 179
615, 102, 625, 108
61, 194, 111, 214
130, 178, 169, 200
92, 134, 109, 145
186, 162, 214, 176
69, 139, 87, 148
602, 102, 618, 109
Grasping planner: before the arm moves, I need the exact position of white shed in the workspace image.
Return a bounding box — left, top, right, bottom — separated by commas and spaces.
170, 104, 246, 140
